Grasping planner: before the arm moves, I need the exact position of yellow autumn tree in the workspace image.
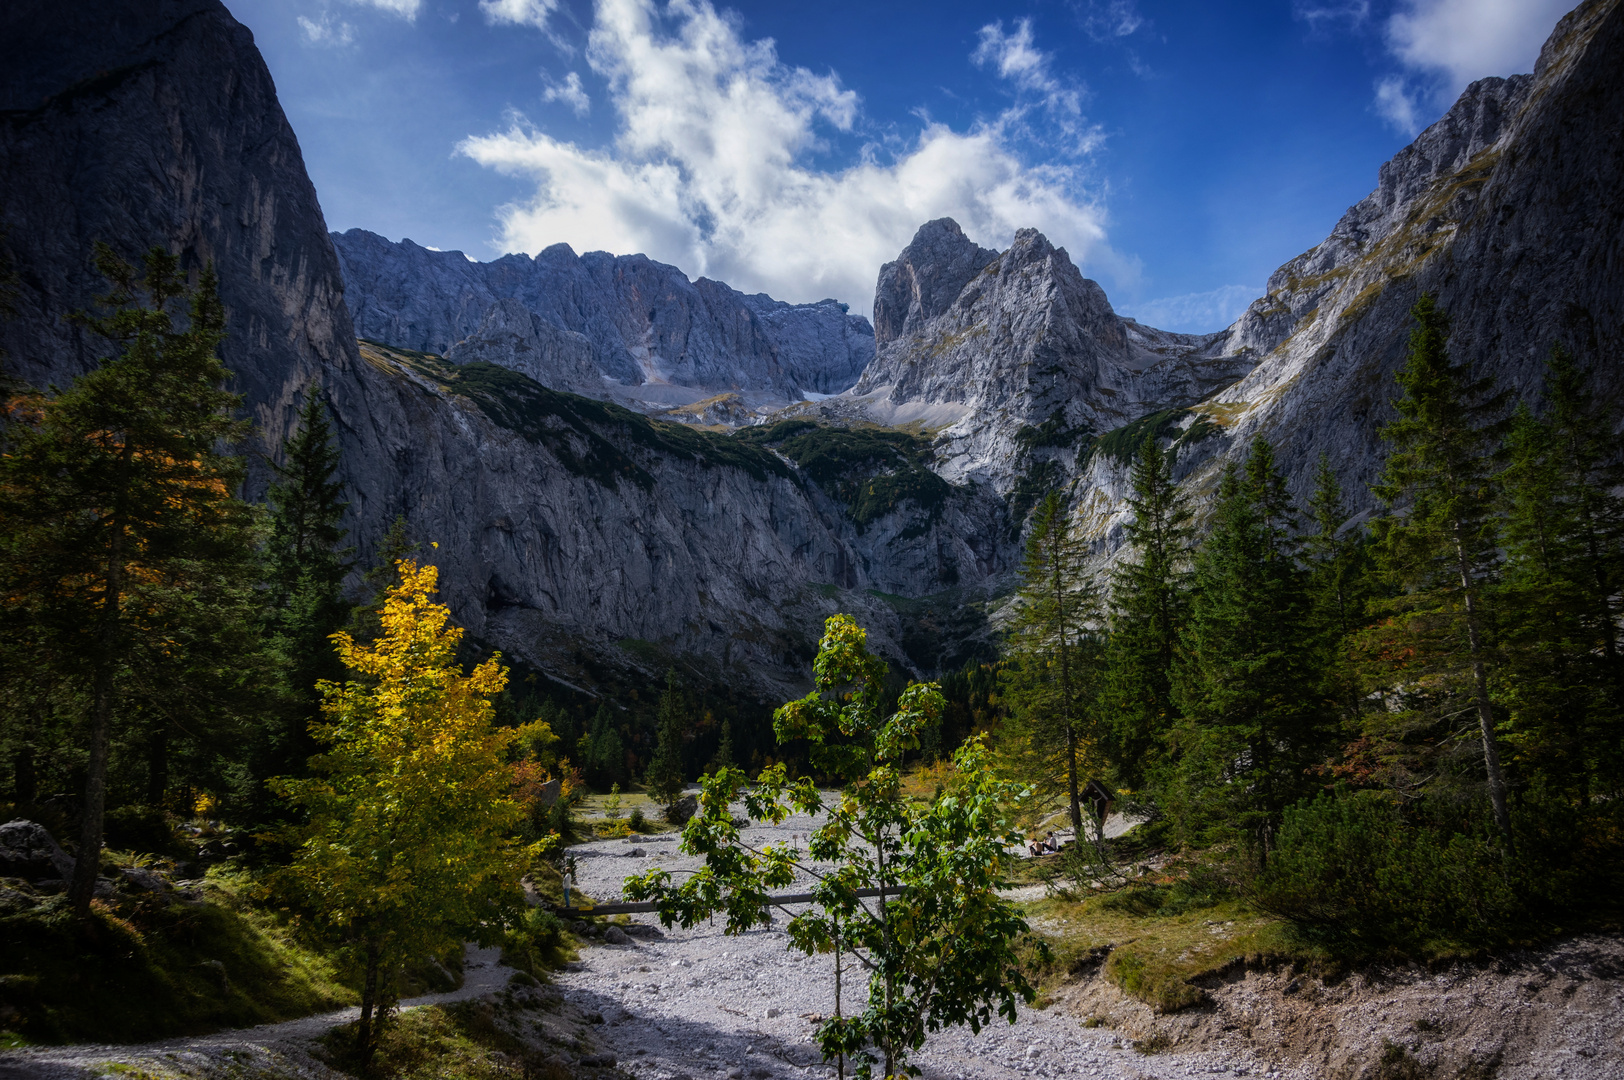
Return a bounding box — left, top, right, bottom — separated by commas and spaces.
271, 559, 539, 1061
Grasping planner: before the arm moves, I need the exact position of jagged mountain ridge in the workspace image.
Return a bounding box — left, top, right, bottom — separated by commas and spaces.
331, 228, 876, 412
0, 0, 1000, 697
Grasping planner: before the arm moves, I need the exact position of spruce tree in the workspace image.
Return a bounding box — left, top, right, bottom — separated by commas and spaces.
645, 668, 688, 803
1000, 491, 1103, 838
710, 717, 736, 774
1102, 433, 1193, 794
1496, 346, 1624, 801
259, 390, 352, 805
1304, 453, 1375, 726
1170, 437, 1327, 857
1367, 294, 1514, 850
0, 247, 257, 917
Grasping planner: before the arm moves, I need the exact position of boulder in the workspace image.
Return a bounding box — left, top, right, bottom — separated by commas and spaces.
0, 820, 75, 881
603, 925, 631, 945
664, 796, 698, 826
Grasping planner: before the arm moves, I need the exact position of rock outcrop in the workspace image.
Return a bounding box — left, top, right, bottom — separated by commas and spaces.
331, 228, 875, 408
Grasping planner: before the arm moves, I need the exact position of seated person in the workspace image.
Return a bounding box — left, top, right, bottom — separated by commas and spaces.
1043, 831, 1061, 854
1028, 836, 1044, 857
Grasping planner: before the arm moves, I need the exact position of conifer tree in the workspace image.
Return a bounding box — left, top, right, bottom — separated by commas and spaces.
1304, 453, 1375, 726
1101, 433, 1193, 793
645, 668, 688, 803
0, 247, 257, 917
1367, 294, 1514, 849
1171, 437, 1327, 857
1000, 491, 1102, 838
710, 717, 736, 774
1496, 346, 1624, 801
259, 390, 352, 805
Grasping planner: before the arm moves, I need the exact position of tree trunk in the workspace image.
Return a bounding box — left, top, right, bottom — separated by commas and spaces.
13, 703, 39, 815
146, 726, 169, 807
1454, 533, 1515, 854
71, 444, 133, 919
358, 941, 380, 1067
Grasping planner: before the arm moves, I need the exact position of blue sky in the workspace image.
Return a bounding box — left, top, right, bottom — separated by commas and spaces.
227, 0, 1574, 332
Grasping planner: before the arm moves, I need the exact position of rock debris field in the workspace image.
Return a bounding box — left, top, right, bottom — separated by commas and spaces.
562, 807, 1276, 1080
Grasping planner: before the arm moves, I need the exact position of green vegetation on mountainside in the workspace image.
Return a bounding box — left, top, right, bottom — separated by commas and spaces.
735, 420, 953, 531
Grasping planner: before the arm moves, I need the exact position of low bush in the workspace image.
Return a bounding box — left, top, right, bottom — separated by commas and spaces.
499, 907, 571, 977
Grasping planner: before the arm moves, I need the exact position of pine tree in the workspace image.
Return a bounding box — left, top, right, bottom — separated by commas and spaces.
1101, 433, 1193, 794
645, 668, 688, 803
1304, 453, 1375, 728
1170, 437, 1328, 857
1000, 491, 1103, 838
348, 514, 417, 642
1366, 294, 1514, 849
0, 247, 257, 917
710, 717, 736, 774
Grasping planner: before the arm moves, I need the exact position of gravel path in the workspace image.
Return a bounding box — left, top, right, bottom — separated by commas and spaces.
561, 808, 1285, 1080
0, 945, 516, 1080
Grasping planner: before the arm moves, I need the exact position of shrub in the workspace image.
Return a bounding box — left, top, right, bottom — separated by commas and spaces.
500, 907, 568, 977
1252, 793, 1518, 953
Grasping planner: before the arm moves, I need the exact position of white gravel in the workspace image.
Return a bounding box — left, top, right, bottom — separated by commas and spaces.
559, 807, 1285, 1080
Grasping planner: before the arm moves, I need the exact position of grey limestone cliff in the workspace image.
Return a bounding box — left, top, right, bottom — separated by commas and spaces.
331, 228, 875, 409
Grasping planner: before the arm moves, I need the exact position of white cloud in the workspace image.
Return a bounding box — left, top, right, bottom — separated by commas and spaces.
971, 19, 1099, 155
458, 0, 1126, 316
1373, 74, 1421, 134
1293, 1, 1369, 30
349, 0, 423, 19
298, 12, 356, 46
542, 71, 591, 116
1076, 1, 1144, 41
1120, 284, 1261, 334
1374, 0, 1571, 134
479, 0, 560, 31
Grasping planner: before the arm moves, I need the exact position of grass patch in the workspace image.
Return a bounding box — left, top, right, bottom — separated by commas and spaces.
324, 1001, 570, 1080
1019, 881, 1308, 1014
0, 870, 353, 1044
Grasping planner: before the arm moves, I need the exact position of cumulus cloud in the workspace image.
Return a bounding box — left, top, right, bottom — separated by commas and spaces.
458, 0, 1125, 316
542, 71, 591, 116
479, 0, 560, 31
1374, 0, 1571, 134
298, 12, 356, 46
1119, 284, 1261, 334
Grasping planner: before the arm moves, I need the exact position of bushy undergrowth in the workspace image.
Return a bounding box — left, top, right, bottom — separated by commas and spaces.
0, 872, 352, 1044
499, 907, 573, 977
1251, 791, 1619, 956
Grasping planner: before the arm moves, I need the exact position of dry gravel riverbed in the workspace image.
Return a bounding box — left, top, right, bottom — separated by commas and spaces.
562, 808, 1285, 1080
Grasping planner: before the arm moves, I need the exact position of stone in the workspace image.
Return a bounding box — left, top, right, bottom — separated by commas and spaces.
664, 797, 699, 826
604, 925, 631, 945
0, 821, 75, 882
120, 866, 172, 894
623, 924, 665, 940
766, 1007, 781, 1018
578, 1053, 616, 1067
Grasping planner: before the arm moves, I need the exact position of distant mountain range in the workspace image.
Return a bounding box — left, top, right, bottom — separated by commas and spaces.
4, 0, 1619, 695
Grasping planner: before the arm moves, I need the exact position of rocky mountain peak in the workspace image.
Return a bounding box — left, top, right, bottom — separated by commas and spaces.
871, 218, 1000, 345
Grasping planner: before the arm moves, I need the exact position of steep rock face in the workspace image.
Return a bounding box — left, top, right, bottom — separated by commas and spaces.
833, 225, 1254, 493
444, 297, 600, 395
0, 0, 994, 695
871, 218, 1000, 344
1070, 0, 1624, 553
0, 0, 359, 448
331, 228, 875, 404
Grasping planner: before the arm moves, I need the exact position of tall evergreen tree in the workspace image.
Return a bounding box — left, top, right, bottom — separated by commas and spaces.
1304, 453, 1376, 728
1000, 491, 1103, 838
0, 247, 257, 916
1366, 294, 1514, 849
1170, 437, 1328, 857
645, 668, 688, 803
1496, 346, 1624, 802
1102, 433, 1193, 794
258, 390, 352, 807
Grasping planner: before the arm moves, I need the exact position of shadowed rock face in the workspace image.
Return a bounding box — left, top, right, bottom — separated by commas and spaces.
0, 0, 999, 695
330, 228, 875, 402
